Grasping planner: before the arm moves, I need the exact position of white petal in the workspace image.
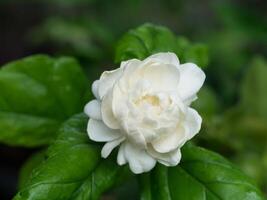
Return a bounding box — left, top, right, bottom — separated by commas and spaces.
151, 126, 187, 153
112, 84, 129, 119
101, 137, 125, 158
148, 146, 181, 166
124, 142, 156, 174
120, 58, 142, 69
87, 119, 121, 142
184, 108, 202, 139
101, 90, 120, 129
125, 129, 147, 149
178, 63, 205, 102
120, 119, 147, 148
117, 143, 127, 165
92, 80, 100, 99
84, 100, 101, 120
141, 63, 180, 92
119, 59, 142, 91
98, 68, 122, 99
183, 94, 197, 106
139, 128, 156, 143
146, 52, 180, 66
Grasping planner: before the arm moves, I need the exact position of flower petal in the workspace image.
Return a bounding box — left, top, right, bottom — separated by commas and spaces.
125, 129, 147, 149
183, 94, 197, 106
184, 108, 202, 139
178, 63, 205, 102
146, 52, 180, 66
118, 59, 142, 91
120, 58, 142, 70
112, 84, 129, 120
141, 63, 180, 92
84, 100, 101, 120
98, 68, 122, 99
151, 126, 187, 153
123, 142, 156, 174
92, 80, 100, 99
117, 143, 127, 165
101, 90, 120, 129
101, 137, 125, 158
119, 54, 179, 92
148, 146, 181, 166
87, 119, 121, 142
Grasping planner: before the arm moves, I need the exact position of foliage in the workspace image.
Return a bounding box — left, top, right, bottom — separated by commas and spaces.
1, 0, 267, 196
0, 55, 90, 147
140, 145, 264, 200
115, 23, 209, 68
14, 114, 264, 200
14, 114, 130, 200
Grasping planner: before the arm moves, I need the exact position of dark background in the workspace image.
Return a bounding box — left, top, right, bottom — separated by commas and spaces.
0, 0, 267, 199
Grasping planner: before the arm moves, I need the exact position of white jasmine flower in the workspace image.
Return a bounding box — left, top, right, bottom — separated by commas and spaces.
84, 52, 205, 174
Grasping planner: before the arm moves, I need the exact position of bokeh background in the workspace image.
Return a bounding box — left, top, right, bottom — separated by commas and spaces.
0, 0, 267, 199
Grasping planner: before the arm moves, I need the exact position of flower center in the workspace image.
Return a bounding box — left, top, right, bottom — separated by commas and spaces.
136, 95, 160, 107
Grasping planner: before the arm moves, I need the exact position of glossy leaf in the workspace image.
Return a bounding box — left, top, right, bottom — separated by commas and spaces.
14, 114, 129, 200
18, 150, 46, 189
140, 144, 264, 200
0, 55, 89, 147
184, 44, 209, 68
115, 23, 209, 68
115, 23, 179, 62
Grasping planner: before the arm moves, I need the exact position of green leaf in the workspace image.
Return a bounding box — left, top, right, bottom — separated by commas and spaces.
115, 23, 209, 68
183, 44, 209, 68
140, 144, 264, 200
18, 150, 46, 189
233, 152, 265, 187
14, 114, 130, 200
115, 23, 179, 62
240, 57, 267, 119
0, 55, 89, 147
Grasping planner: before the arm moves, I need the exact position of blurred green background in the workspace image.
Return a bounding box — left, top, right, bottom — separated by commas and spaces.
0, 0, 267, 199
